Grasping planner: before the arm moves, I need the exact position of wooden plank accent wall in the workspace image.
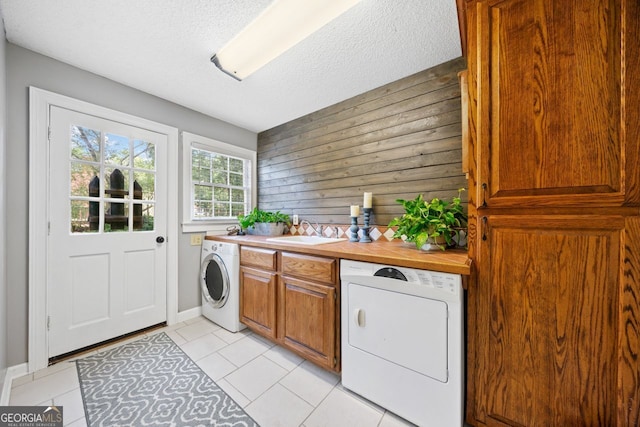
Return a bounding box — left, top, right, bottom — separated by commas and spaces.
257, 57, 467, 227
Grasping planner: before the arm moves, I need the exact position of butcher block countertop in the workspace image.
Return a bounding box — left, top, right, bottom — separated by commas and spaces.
205, 235, 471, 276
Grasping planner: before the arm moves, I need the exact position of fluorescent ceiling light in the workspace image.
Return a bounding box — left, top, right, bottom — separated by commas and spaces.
211, 0, 362, 81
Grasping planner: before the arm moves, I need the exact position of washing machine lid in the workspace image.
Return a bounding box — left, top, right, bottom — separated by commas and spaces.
201, 253, 229, 309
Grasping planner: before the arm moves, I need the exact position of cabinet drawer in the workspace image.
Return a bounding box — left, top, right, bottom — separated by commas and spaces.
281, 252, 336, 285
240, 247, 277, 270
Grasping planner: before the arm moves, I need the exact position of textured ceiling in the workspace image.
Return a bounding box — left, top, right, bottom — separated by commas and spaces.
0, 0, 462, 133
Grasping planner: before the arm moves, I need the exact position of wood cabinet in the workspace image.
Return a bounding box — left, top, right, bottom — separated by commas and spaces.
477, 216, 628, 426
239, 247, 340, 371
469, 0, 639, 210
463, 0, 640, 426
279, 252, 338, 370
239, 247, 277, 339
239, 267, 277, 339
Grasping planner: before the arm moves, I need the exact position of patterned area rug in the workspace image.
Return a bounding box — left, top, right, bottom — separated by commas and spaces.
76, 332, 259, 427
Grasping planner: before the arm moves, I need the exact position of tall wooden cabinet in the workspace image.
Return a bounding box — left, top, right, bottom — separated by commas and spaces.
463, 0, 639, 425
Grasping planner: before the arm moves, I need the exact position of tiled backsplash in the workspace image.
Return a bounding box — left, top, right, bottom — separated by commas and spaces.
289, 223, 396, 242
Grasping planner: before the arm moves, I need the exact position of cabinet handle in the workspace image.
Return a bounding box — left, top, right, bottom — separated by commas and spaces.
482, 217, 488, 241
481, 183, 487, 207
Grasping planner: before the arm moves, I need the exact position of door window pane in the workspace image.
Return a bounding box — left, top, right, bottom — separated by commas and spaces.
70, 163, 100, 197
104, 133, 130, 166
71, 126, 100, 162
134, 203, 155, 231
104, 202, 128, 232
133, 140, 155, 170
141, 203, 155, 231
104, 167, 129, 199
133, 172, 155, 201
70, 200, 98, 233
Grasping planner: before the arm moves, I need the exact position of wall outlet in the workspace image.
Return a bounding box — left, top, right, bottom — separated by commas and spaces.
292, 214, 299, 225
190, 234, 203, 246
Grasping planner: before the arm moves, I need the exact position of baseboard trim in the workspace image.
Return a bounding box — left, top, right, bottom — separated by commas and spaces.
0, 363, 29, 405
176, 306, 202, 324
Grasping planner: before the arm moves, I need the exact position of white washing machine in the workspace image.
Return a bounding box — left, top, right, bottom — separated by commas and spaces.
341, 260, 464, 426
200, 240, 246, 332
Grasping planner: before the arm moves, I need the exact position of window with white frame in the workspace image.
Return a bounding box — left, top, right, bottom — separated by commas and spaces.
182, 132, 256, 232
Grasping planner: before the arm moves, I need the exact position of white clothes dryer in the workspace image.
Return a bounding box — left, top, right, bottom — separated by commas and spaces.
341, 260, 464, 426
200, 240, 245, 332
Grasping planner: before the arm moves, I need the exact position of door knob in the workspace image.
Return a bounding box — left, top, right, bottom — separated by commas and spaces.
156, 236, 165, 243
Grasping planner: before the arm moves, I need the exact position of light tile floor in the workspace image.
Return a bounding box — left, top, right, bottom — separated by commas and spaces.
9, 316, 416, 427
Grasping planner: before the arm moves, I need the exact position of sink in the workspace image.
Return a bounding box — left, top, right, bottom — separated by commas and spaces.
266, 235, 347, 245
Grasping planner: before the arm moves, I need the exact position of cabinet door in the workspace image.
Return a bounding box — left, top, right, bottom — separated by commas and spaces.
475, 215, 624, 426
278, 275, 337, 371
239, 266, 277, 339
471, 0, 639, 208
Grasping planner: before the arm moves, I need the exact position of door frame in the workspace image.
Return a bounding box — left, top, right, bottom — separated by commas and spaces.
28, 87, 179, 372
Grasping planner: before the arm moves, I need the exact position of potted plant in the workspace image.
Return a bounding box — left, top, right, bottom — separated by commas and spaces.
388, 189, 468, 251
237, 207, 291, 236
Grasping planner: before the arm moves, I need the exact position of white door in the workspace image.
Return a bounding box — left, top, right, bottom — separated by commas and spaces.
47, 106, 167, 357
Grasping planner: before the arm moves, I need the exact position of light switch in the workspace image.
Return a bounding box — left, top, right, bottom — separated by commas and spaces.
190, 234, 203, 246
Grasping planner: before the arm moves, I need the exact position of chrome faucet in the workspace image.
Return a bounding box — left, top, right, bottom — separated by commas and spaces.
300, 220, 322, 237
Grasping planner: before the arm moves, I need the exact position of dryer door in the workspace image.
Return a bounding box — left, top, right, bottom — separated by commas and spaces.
200, 253, 229, 308
346, 282, 448, 382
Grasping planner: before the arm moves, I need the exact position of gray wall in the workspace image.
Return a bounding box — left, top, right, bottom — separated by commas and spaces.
0, 18, 7, 388
5, 43, 257, 366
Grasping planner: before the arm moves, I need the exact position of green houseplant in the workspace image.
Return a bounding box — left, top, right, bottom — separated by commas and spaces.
388, 189, 468, 250
238, 207, 291, 236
